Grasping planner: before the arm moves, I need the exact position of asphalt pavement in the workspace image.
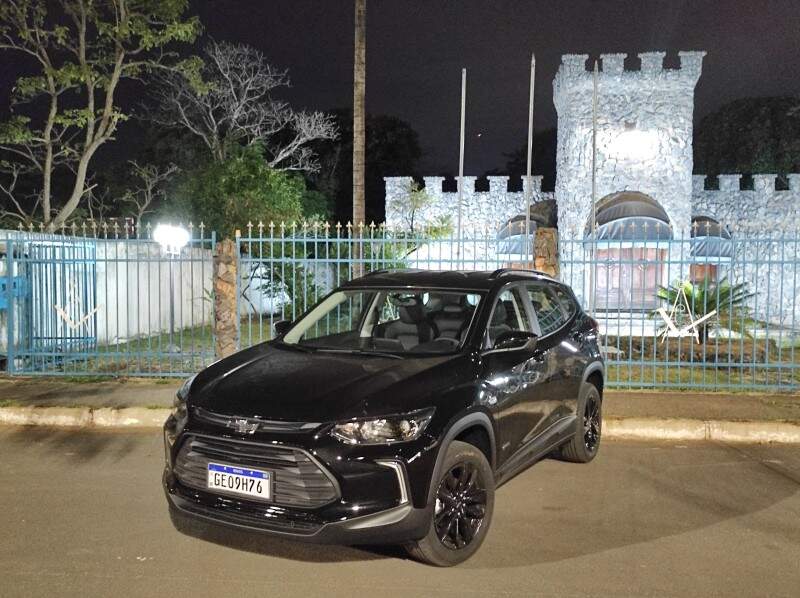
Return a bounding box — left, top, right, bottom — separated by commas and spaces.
1, 427, 799, 597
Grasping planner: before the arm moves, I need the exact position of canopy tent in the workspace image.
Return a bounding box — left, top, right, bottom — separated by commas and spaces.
584, 191, 673, 242
496, 211, 543, 256
690, 215, 733, 260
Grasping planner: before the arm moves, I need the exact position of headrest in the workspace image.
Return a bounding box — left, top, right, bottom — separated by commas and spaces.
398, 303, 424, 324
442, 304, 463, 314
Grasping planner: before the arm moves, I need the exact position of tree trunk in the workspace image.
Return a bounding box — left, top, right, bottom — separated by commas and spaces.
351, 0, 366, 278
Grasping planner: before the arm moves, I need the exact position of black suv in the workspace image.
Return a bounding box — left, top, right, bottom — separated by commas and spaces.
163, 269, 604, 566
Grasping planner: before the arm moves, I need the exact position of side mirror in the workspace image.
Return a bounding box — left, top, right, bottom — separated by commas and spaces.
273, 319, 292, 336
489, 330, 538, 353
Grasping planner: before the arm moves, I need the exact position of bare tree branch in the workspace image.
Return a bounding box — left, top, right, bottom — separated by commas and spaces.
149, 40, 337, 170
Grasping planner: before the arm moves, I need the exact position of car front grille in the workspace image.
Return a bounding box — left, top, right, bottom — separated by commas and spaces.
174, 435, 339, 509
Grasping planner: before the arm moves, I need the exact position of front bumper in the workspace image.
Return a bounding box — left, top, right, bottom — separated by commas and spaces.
162, 417, 438, 545
164, 468, 430, 544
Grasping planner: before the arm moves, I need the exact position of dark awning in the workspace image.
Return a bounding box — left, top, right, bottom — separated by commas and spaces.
691, 216, 733, 259
585, 191, 673, 241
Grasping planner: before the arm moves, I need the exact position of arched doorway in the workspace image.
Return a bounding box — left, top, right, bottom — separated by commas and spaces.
584, 191, 673, 311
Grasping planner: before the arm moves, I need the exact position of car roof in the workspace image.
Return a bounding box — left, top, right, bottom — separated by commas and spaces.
341, 268, 558, 291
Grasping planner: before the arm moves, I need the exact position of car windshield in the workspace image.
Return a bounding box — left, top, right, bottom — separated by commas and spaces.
280, 288, 483, 355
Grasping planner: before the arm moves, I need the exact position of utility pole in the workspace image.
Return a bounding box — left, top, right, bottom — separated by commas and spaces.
352, 0, 366, 277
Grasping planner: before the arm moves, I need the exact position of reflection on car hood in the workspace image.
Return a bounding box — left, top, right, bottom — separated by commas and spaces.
189, 343, 467, 422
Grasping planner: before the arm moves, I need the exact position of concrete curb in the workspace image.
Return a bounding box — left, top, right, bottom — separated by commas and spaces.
1, 407, 800, 443
604, 417, 800, 444
0, 406, 170, 428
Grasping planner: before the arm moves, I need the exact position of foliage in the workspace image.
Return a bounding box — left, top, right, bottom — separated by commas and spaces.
654, 277, 754, 341
0, 0, 201, 226
500, 128, 557, 191
149, 40, 337, 169
694, 97, 800, 186
166, 145, 311, 238
310, 109, 422, 223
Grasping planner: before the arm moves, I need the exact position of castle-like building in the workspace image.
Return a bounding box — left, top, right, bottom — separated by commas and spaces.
384, 51, 800, 323
386, 51, 800, 238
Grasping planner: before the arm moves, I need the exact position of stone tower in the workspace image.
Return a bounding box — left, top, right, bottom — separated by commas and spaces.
553, 51, 705, 240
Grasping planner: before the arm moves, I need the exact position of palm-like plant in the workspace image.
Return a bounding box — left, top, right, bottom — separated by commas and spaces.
655, 276, 754, 342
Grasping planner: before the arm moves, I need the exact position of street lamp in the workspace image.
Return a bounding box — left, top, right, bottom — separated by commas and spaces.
153, 224, 189, 354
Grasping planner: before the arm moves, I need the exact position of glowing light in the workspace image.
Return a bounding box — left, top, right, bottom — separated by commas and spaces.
153, 224, 190, 255
607, 125, 660, 161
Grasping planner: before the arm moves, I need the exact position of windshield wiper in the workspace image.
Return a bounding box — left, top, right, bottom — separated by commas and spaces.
315, 348, 404, 360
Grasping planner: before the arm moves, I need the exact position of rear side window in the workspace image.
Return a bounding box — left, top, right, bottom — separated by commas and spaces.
526, 283, 575, 336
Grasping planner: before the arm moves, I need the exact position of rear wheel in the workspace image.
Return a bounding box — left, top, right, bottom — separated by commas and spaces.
559, 381, 602, 463
405, 440, 494, 566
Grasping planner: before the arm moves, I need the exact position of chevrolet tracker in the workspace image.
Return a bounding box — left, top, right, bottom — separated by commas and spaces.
163, 268, 604, 566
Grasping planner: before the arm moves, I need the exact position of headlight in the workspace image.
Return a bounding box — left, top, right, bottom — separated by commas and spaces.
172, 374, 195, 419
331, 408, 434, 445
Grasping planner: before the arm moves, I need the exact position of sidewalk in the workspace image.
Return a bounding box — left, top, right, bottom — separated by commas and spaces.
1, 376, 799, 442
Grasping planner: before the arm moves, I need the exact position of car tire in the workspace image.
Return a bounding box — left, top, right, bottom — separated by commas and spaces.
404, 440, 495, 567
559, 381, 602, 463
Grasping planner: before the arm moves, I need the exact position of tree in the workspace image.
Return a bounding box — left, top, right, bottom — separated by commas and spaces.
121, 161, 178, 223
501, 128, 557, 191
166, 144, 307, 238
310, 109, 422, 223
694, 97, 800, 186
0, 0, 201, 226
150, 40, 337, 170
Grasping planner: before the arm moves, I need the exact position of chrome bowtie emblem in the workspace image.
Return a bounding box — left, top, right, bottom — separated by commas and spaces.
231, 418, 259, 434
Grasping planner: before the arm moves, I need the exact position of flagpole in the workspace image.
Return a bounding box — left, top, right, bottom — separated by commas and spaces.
589, 59, 599, 312
456, 68, 467, 263
525, 53, 536, 268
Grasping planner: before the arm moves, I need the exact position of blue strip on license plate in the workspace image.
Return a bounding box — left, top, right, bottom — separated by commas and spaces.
207, 463, 269, 479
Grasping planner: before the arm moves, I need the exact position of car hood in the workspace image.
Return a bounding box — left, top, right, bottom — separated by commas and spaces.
188, 343, 471, 422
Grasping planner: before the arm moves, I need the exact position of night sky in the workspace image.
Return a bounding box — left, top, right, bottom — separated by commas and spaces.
3, 0, 800, 174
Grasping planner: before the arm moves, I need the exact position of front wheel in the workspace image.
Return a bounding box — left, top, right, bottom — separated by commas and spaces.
404, 440, 495, 566
559, 381, 602, 463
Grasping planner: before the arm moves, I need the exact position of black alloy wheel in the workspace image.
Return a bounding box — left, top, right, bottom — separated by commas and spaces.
559, 381, 602, 463
405, 440, 495, 566
583, 392, 601, 453
434, 461, 487, 550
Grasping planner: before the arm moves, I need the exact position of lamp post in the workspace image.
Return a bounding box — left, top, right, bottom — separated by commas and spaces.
153, 224, 189, 354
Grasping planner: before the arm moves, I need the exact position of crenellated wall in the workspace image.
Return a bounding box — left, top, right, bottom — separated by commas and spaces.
384, 175, 554, 234
692, 174, 800, 231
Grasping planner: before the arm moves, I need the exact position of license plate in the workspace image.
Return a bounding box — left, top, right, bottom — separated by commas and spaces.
207, 462, 272, 501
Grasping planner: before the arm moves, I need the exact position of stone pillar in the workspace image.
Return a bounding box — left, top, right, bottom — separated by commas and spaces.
787, 174, 800, 191
600, 53, 626, 75
752, 174, 776, 193
718, 174, 742, 192
522, 175, 543, 198
487, 176, 508, 196
214, 238, 238, 359
534, 228, 559, 278
639, 51, 666, 73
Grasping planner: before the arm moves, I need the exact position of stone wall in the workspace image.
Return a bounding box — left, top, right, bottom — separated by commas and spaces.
384, 175, 554, 235
692, 174, 800, 231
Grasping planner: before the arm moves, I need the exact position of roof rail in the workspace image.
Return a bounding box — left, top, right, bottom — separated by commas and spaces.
363, 269, 389, 277
488, 268, 549, 279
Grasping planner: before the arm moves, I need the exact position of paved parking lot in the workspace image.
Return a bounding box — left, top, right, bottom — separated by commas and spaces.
1, 427, 798, 597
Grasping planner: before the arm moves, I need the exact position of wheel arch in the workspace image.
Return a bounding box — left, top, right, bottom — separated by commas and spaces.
425, 412, 496, 506
582, 361, 605, 397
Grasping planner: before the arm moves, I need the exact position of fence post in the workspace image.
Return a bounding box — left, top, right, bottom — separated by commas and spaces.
213, 238, 238, 359
5, 242, 14, 373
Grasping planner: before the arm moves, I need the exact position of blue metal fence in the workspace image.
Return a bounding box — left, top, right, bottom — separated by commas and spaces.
1, 224, 215, 377
3, 221, 799, 390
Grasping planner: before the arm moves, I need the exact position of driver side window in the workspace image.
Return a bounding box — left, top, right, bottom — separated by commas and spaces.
485, 287, 531, 348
